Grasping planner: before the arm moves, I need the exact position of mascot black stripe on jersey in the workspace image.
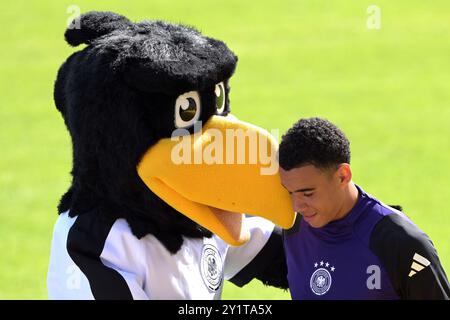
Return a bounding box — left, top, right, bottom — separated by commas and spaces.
47, 11, 295, 299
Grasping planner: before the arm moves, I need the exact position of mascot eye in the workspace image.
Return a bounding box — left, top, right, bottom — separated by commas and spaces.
215, 82, 225, 114
175, 91, 201, 128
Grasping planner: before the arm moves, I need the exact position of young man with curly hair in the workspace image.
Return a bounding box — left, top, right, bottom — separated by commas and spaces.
279, 117, 449, 300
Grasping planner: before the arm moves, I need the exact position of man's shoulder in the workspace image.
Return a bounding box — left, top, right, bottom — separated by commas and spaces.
369, 211, 430, 251
358, 192, 436, 275
368, 211, 438, 286
368, 210, 450, 299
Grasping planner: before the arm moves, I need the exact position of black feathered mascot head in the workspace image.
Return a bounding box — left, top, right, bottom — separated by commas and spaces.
54, 11, 294, 254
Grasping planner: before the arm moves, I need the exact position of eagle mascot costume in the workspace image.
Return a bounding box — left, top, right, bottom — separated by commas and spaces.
47, 11, 296, 299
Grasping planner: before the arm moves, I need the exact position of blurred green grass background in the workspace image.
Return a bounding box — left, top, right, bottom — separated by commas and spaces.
0, 0, 449, 299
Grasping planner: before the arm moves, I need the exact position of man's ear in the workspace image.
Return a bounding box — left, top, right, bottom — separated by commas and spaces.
337, 163, 352, 185
64, 11, 134, 47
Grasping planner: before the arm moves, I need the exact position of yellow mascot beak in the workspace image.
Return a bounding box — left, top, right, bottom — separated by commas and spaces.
137, 115, 295, 246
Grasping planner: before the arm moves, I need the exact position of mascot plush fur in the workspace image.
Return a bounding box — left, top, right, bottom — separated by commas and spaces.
47, 11, 295, 299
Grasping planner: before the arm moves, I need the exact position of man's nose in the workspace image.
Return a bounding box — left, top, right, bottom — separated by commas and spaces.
292, 198, 308, 213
